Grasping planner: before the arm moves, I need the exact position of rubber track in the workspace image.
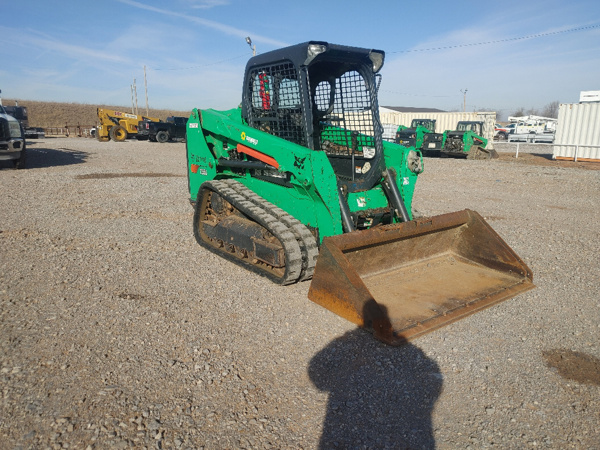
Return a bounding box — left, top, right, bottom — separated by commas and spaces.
200, 180, 303, 285
223, 179, 319, 281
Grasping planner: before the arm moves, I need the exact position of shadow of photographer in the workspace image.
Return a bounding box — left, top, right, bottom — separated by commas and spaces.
309, 302, 443, 449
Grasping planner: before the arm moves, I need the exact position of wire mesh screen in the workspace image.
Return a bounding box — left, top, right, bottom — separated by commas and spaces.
246, 62, 307, 147
313, 70, 376, 156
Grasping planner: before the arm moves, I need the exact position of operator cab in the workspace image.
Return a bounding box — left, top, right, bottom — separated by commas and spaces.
456, 121, 483, 135
241, 41, 385, 193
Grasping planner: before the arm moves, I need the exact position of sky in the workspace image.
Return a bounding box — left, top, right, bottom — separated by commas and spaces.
1, 0, 599, 120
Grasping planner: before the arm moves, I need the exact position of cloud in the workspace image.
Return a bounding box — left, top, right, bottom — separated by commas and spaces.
182, 0, 231, 9
379, 17, 600, 113
115, 0, 288, 47
0, 28, 129, 67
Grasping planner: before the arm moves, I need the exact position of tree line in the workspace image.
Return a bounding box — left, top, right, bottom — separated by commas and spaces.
510, 101, 560, 119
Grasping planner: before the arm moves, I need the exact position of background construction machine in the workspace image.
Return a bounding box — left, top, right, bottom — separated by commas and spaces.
441, 121, 499, 159
96, 108, 161, 142
395, 119, 443, 154
186, 42, 533, 345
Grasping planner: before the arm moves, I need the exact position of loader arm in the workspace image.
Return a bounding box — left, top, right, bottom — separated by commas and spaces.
187, 107, 345, 240
464, 131, 488, 150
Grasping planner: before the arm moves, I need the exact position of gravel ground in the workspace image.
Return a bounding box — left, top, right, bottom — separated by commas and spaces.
1, 137, 599, 449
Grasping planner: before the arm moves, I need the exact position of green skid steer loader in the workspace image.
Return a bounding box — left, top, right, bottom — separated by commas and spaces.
442, 121, 499, 159
395, 119, 444, 155
186, 42, 533, 345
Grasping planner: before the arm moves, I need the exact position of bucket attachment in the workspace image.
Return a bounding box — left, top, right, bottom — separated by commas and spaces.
308, 209, 534, 345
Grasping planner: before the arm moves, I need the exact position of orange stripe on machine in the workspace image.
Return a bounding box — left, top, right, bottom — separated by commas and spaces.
237, 144, 279, 169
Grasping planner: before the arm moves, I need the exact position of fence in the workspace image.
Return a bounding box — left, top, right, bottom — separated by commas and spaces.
510, 142, 553, 158
501, 142, 600, 162
552, 144, 600, 162
44, 125, 96, 138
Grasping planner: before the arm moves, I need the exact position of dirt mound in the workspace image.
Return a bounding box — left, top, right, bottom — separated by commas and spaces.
2, 98, 191, 129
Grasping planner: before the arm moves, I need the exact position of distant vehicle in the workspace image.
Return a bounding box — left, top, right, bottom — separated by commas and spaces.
0, 105, 27, 169
442, 121, 498, 159
395, 119, 443, 154
140, 116, 188, 143
3, 103, 45, 139
96, 108, 162, 142
494, 123, 509, 140
506, 115, 557, 134
502, 115, 556, 143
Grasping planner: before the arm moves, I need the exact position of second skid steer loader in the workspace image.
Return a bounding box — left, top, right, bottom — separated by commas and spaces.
186, 42, 534, 345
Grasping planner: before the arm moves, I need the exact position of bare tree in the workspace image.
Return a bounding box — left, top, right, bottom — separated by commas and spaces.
512, 107, 525, 117
541, 101, 560, 118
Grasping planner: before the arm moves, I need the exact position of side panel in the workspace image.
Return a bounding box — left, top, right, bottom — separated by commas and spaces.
187, 109, 217, 202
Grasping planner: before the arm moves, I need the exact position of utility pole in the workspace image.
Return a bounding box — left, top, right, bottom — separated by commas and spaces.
133, 78, 139, 115
245, 36, 256, 56
130, 84, 135, 114
461, 88, 468, 112
144, 65, 149, 117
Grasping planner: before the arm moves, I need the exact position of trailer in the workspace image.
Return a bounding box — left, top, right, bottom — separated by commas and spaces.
508, 132, 555, 143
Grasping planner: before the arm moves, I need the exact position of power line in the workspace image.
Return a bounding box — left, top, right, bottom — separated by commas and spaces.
389, 23, 600, 54
379, 89, 451, 98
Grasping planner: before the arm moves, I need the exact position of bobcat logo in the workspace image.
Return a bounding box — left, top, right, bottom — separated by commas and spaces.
294, 155, 306, 170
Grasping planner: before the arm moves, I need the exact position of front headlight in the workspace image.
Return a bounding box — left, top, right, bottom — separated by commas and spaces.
9, 121, 22, 138
308, 43, 327, 57
305, 43, 327, 64
369, 51, 384, 73
407, 150, 423, 174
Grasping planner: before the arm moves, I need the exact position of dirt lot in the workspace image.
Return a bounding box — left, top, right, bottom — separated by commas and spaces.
1, 138, 599, 449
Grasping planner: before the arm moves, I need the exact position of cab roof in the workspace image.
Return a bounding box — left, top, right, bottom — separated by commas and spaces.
244, 41, 385, 74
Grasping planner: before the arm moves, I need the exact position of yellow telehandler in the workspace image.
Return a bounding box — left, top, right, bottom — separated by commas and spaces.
96, 108, 161, 142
